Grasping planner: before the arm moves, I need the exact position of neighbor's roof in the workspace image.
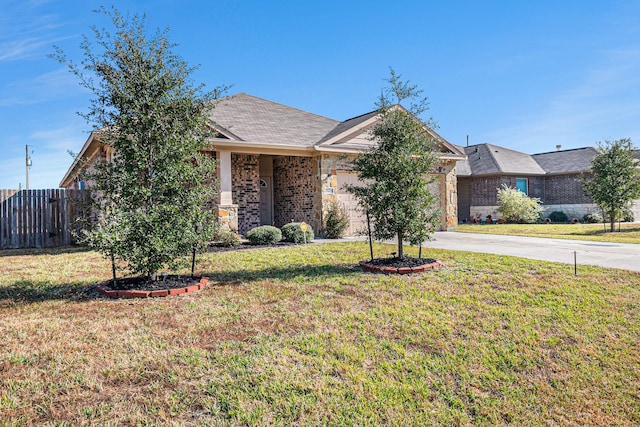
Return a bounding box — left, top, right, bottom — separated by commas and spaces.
532, 147, 599, 174
208, 93, 339, 146
457, 143, 545, 176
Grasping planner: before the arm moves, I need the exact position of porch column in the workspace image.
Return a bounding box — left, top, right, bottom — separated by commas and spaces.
219, 149, 233, 205
217, 149, 238, 232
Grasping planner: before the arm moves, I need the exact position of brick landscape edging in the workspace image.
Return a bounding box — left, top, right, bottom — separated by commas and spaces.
359, 260, 442, 274
96, 277, 209, 299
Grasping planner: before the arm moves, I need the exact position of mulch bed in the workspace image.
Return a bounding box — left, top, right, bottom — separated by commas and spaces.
360, 256, 442, 274
97, 275, 208, 299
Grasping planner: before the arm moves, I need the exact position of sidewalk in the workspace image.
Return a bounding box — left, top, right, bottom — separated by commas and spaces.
426, 232, 640, 272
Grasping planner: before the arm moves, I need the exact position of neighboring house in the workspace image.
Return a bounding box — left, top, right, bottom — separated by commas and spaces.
60, 93, 466, 236
457, 143, 640, 222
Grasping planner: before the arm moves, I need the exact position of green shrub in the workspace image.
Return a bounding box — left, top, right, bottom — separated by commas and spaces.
282, 222, 314, 243
245, 226, 282, 245
548, 211, 569, 223
496, 184, 545, 223
322, 202, 350, 239
583, 212, 602, 223
216, 230, 242, 247
621, 206, 635, 222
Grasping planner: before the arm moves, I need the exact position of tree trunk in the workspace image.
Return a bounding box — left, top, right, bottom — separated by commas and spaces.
609, 210, 615, 232
397, 230, 404, 259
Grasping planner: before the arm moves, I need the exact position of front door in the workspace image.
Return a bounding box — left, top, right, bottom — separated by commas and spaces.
259, 177, 273, 225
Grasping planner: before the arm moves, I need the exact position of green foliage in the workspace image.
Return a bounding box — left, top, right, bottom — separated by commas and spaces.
582, 138, 640, 232
54, 7, 225, 279
496, 184, 545, 223
548, 211, 569, 223
281, 222, 314, 243
245, 226, 282, 245
583, 212, 602, 223
322, 201, 350, 239
344, 69, 441, 258
215, 230, 242, 247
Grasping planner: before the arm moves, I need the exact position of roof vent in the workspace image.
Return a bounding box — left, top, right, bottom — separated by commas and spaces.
556, 144, 562, 151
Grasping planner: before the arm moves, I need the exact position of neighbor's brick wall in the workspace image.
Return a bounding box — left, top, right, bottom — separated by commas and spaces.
232, 154, 260, 234
543, 174, 592, 205
273, 156, 316, 229
469, 176, 507, 206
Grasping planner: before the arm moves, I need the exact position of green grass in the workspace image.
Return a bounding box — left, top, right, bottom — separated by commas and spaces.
0, 242, 639, 425
457, 222, 640, 244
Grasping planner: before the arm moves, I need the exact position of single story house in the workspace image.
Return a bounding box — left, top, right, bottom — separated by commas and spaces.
456, 143, 640, 222
60, 93, 466, 236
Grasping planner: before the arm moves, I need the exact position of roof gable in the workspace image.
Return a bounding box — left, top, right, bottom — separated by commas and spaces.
316, 105, 465, 158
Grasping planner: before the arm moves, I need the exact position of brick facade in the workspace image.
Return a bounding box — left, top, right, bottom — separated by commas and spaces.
543, 175, 592, 205
462, 173, 595, 221
231, 154, 260, 234
273, 156, 316, 228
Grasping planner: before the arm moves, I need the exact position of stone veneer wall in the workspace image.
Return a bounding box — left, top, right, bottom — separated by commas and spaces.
442, 161, 458, 229
232, 154, 260, 234
318, 154, 458, 233
273, 156, 316, 229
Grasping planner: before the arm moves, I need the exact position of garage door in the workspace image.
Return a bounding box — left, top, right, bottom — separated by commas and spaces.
336, 171, 367, 236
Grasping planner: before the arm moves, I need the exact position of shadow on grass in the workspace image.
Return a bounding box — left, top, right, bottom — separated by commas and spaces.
577, 225, 640, 236
0, 280, 100, 305
0, 245, 92, 258
0, 263, 364, 305
203, 263, 362, 286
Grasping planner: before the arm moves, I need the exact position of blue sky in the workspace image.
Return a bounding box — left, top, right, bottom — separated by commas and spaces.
2, 0, 640, 189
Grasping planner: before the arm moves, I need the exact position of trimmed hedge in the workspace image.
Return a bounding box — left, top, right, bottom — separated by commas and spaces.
282, 222, 314, 243
216, 230, 242, 247
245, 226, 282, 245
548, 211, 569, 223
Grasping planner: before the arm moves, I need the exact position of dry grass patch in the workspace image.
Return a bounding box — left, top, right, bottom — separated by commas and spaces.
457, 223, 640, 244
0, 242, 638, 425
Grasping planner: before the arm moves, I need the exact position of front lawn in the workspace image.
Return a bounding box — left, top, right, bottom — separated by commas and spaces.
0, 242, 638, 425
457, 222, 640, 244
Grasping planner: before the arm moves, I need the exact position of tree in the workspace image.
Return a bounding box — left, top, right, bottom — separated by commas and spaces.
496, 184, 544, 223
345, 69, 441, 258
582, 138, 640, 232
53, 7, 224, 279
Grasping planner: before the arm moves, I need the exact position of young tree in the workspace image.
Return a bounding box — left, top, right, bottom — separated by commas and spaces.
582, 138, 640, 232
53, 7, 224, 279
345, 69, 441, 258
496, 184, 544, 223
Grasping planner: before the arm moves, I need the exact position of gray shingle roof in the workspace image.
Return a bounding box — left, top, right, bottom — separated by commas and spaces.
316, 110, 379, 145
208, 93, 339, 146
532, 147, 599, 174
459, 143, 545, 176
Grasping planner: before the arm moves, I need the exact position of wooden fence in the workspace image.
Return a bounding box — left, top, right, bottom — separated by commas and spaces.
0, 189, 85, 250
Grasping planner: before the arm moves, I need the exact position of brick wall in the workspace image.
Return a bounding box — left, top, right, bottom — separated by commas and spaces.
232, 154, 260, 234
470, 176, 507, 206
543, 174, 592, 205
273, 156, 315, 228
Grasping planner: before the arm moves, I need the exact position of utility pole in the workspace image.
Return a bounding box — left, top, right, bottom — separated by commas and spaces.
25, 144, 32, 190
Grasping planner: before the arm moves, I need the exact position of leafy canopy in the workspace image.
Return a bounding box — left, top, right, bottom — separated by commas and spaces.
345, 69, 441, 258
53, 7, 225, 279
582, 138, 640, 232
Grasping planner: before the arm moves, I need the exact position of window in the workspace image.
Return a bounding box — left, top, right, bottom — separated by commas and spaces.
515, 178, 528, 195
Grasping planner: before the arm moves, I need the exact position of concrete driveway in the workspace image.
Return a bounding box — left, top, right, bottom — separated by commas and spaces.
424, 232, 640, 272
